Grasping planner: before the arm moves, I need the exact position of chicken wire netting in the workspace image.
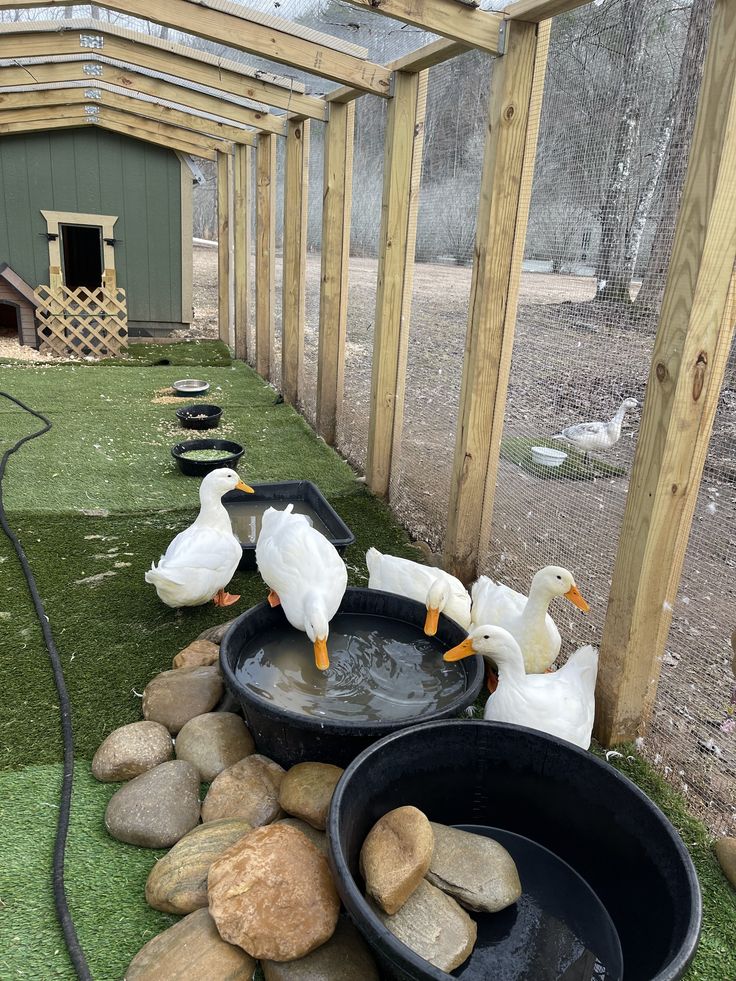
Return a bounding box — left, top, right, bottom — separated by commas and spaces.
387, 52, 489, 553
298, 120, 325, 428
470, 0, 734, 832
334, 94, 387, 472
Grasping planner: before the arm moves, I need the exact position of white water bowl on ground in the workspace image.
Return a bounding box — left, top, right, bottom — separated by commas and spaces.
531, 446, 568, 468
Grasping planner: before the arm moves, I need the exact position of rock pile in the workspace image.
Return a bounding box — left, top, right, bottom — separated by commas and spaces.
93, 627, 379, 979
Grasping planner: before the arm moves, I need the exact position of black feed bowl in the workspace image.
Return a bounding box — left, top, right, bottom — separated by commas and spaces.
328, 720, 702, 981
175, 403, 223, 430
171, 438, 244, 477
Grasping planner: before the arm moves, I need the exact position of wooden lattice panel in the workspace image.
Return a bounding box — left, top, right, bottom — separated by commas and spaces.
33, 284, 128, 358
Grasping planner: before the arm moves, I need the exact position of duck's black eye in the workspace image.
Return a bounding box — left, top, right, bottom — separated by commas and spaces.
483, 635, 489, 640
556, 575, 562, 580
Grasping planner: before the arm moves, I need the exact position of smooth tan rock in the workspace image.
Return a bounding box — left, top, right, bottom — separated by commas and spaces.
261, 918, 379, 981
176, 713, 255, 782
173, 639, 220, 669
198, 619, 237, 645
105, 760, 200, 848
124, 907, 256, 980
426, 822, 522, 912
276, 817, 328, 856
202, 754, 285, 826
715, 837, 736, 890
208, 823, 340, 961
145, 819, 253, 914
278, 762, 343, 831
370, 879, 476, 973
360, 805, 434, 914
92, 721, 173, 782
143, 665, 223, 735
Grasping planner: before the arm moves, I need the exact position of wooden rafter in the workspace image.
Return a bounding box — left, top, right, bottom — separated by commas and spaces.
504, 0, 592, 22
0, 111, 223, 159
0, 87, 256, 146
0, 0, 392, 95
0, 24, 328, 119
0, 60, 286, 135
339, 0, 503, 51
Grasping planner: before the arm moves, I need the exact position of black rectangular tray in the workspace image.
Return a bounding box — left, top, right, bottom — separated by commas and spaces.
222, 480, 355, 571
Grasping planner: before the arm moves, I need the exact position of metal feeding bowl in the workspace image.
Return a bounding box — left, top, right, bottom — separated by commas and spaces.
172, 378, 210, 397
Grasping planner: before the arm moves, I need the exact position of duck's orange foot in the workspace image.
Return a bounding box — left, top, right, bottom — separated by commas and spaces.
486, 667, 499, 694
267, 589, 281, 608
213, 589, 240, 607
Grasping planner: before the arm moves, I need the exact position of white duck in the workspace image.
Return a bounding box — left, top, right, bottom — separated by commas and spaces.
145, 468, 253, 608
471, 566, 588, 674
366, 547, 471, 635
445, 625, 599, 750
553, 398, 638, 460
256, 504, 348, 671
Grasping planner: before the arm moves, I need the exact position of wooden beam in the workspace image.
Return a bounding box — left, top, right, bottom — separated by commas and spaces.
0, 107, 223, 158
255, 133, 277, 380
0, 1, 392, 95
339, 0, 503, 52
365, 70, 428, 498
328, 39, 467, 105
504, 0, 592, 23
281, 118, 310, 407
444, 21, 550, 583
217, 149, 232, 347
0, 87, 257, 146
0, 60, 286, 134
0, 26, 328, 119
596, 0, 736, 746
234, 143, 252, 362
316, 102, 354, 444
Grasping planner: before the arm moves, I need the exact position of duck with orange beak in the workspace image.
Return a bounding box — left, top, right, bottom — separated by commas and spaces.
145, 467, 254, 608
256, 504, 347, 671
470, 565, 589, 676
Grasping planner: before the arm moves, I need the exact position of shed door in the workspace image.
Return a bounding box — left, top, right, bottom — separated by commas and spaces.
60, 224, 104, 291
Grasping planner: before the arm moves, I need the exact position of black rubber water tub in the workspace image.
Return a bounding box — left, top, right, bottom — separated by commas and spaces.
328, 720, 701, 981
220, 588, 484, 768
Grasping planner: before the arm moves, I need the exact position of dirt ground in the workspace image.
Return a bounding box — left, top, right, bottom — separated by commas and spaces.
196, 244, 736, 833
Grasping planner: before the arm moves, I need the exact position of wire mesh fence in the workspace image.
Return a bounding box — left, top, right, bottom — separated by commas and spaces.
186, 0, 734, 832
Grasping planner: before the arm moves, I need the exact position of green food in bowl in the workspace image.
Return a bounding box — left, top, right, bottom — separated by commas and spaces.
179, 448, 233, 461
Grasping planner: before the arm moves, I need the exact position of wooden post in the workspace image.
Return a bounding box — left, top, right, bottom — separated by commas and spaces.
596, 0, 736, 746
316, 101, 355, 444
365, 69, 428, 497
281, 118, 310, 405
234, 143, 252, 362
255, 133, 276, 380
217, 148, 231, 347
443, 22, 551, 583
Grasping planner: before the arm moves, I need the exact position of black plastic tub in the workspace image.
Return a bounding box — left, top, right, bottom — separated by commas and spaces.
171, 438, 244, 477
328, 720, 701, 981
175, 403, 223, 430
220, 588, 484, 768
222, 480, 355, 570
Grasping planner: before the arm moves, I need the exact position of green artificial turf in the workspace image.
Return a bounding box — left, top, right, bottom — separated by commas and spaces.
0, 346, 732, 980
100, 339, 232, 367
500, 435, 626, 480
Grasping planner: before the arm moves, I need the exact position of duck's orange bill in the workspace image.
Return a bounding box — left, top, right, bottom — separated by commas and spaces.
424, 607, 440, 636
443, 637, 475, 662
236, 480, 255, 494
564, 584, 590, 612
314, 638, 330, 671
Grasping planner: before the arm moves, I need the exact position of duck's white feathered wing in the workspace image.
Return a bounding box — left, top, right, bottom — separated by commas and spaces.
145, 523, 241, 607
257, 506, 347, 630
471, 575, 527, 626
367, 548, 471, 629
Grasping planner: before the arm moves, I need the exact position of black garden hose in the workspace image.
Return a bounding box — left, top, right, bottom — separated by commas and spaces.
0, 392, 92, 981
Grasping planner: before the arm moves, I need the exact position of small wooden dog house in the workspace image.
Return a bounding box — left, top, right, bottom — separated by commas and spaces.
0, 263, 38, 347
0, 125, 194, 341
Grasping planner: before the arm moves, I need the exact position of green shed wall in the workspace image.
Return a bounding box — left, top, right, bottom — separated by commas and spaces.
0, 127, 183, 327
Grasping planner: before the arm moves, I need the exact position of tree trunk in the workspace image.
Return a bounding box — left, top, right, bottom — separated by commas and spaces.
635, 0, 715, 313
594, 0, 649, 304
